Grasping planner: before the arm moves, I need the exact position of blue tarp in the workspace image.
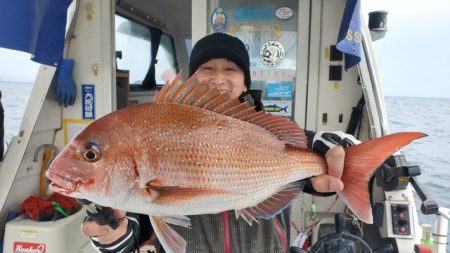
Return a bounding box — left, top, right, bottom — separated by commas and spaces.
336, 0, 362, 70
0, 0, 73, 66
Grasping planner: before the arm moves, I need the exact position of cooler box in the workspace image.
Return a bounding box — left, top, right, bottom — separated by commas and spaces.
3, 207, 90, 253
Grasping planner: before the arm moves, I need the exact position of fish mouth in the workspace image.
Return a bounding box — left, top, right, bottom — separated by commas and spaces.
47, 171, 80, 194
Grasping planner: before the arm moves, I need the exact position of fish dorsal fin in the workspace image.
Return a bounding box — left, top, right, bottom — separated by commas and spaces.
154, 73, 307, 149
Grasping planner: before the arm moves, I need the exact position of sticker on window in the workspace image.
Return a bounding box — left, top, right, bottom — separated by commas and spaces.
211, 8, 227, 33
82, 84, 95, 120
260, 41, 285, 67
275, 7, 294, 20
266, 82, 293, 98
262, 100, 292, 116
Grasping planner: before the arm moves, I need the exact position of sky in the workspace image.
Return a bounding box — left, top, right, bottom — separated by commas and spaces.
362, 0, 450, 98
0, 0, 449, 97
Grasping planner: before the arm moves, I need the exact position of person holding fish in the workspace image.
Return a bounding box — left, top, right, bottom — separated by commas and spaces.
45, 30, 422, 253
73, 33, 383, 252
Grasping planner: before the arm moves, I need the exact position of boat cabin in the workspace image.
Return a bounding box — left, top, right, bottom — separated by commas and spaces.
0, 0, 446, 252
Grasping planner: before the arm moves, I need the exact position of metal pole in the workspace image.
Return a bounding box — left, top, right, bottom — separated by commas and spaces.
433, 207, 449, 253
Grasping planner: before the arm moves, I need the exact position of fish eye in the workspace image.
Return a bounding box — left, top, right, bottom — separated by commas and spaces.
80, 142, 101, 162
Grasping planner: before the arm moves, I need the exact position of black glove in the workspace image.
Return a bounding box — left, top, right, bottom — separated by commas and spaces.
303, 131, 360, 196
311, 131, 361, 155
85, 213, 140, 252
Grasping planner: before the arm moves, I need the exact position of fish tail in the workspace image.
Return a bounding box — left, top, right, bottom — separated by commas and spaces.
338, 132, 426, 223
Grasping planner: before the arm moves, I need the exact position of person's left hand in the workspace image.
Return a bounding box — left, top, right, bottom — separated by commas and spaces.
309, 131, 361, 193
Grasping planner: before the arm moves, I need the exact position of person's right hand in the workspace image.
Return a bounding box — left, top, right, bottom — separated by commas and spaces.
309, 131, 361, 193
310, 146, 345, 192
81, 209, 128, 244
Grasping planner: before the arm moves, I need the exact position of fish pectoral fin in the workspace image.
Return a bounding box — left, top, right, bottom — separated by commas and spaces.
147, 180, 229, 204
236, 181, 305, 225
150, 216, 187, 253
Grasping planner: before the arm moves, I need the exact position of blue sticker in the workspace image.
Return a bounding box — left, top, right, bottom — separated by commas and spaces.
232, 8, 273, 20
266, 82, 293, 98
82, 84, 95, 120
264, 104, 288, 113
211, 8, 227, 32
262, 100, 292, 116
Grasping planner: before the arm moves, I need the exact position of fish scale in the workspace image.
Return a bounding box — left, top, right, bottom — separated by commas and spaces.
155, 147, 322, 199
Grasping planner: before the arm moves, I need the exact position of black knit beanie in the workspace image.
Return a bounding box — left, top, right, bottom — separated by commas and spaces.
189, 33, 251, 89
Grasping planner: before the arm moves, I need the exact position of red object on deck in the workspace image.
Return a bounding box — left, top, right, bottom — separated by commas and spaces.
20, 193, 78, 220
414, 244, 432, 253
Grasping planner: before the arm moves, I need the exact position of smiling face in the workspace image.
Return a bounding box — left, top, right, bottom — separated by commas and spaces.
196, 58, 247, 99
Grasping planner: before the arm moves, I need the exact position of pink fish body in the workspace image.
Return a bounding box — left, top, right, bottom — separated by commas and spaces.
47, 75, 425, 253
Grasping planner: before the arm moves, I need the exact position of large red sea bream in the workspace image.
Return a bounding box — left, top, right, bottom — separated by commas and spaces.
46, 75, 425, 253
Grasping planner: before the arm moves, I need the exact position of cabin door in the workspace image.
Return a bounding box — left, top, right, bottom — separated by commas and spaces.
192, 0, 309, 125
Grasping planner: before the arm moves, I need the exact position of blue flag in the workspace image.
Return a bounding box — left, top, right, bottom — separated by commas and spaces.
336, 0, 362, 70
0, 0, 73, 66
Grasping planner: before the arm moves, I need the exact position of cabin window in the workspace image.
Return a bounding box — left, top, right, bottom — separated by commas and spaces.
185, 39, 193, 58
207, 0, 299, 119
115, 15, 178, 88
156, 34, 177, 85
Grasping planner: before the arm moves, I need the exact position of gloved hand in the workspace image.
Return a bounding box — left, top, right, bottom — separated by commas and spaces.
55, 58, 76, 107
310, 131, 361, 193
82, 209, 140, 252
312, 131, 361, 154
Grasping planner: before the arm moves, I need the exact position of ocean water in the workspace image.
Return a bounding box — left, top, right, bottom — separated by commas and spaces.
0, 81, 449, 249
385, 96, 450, 252
0, 81, 33, 147
385, 96, 450, 208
